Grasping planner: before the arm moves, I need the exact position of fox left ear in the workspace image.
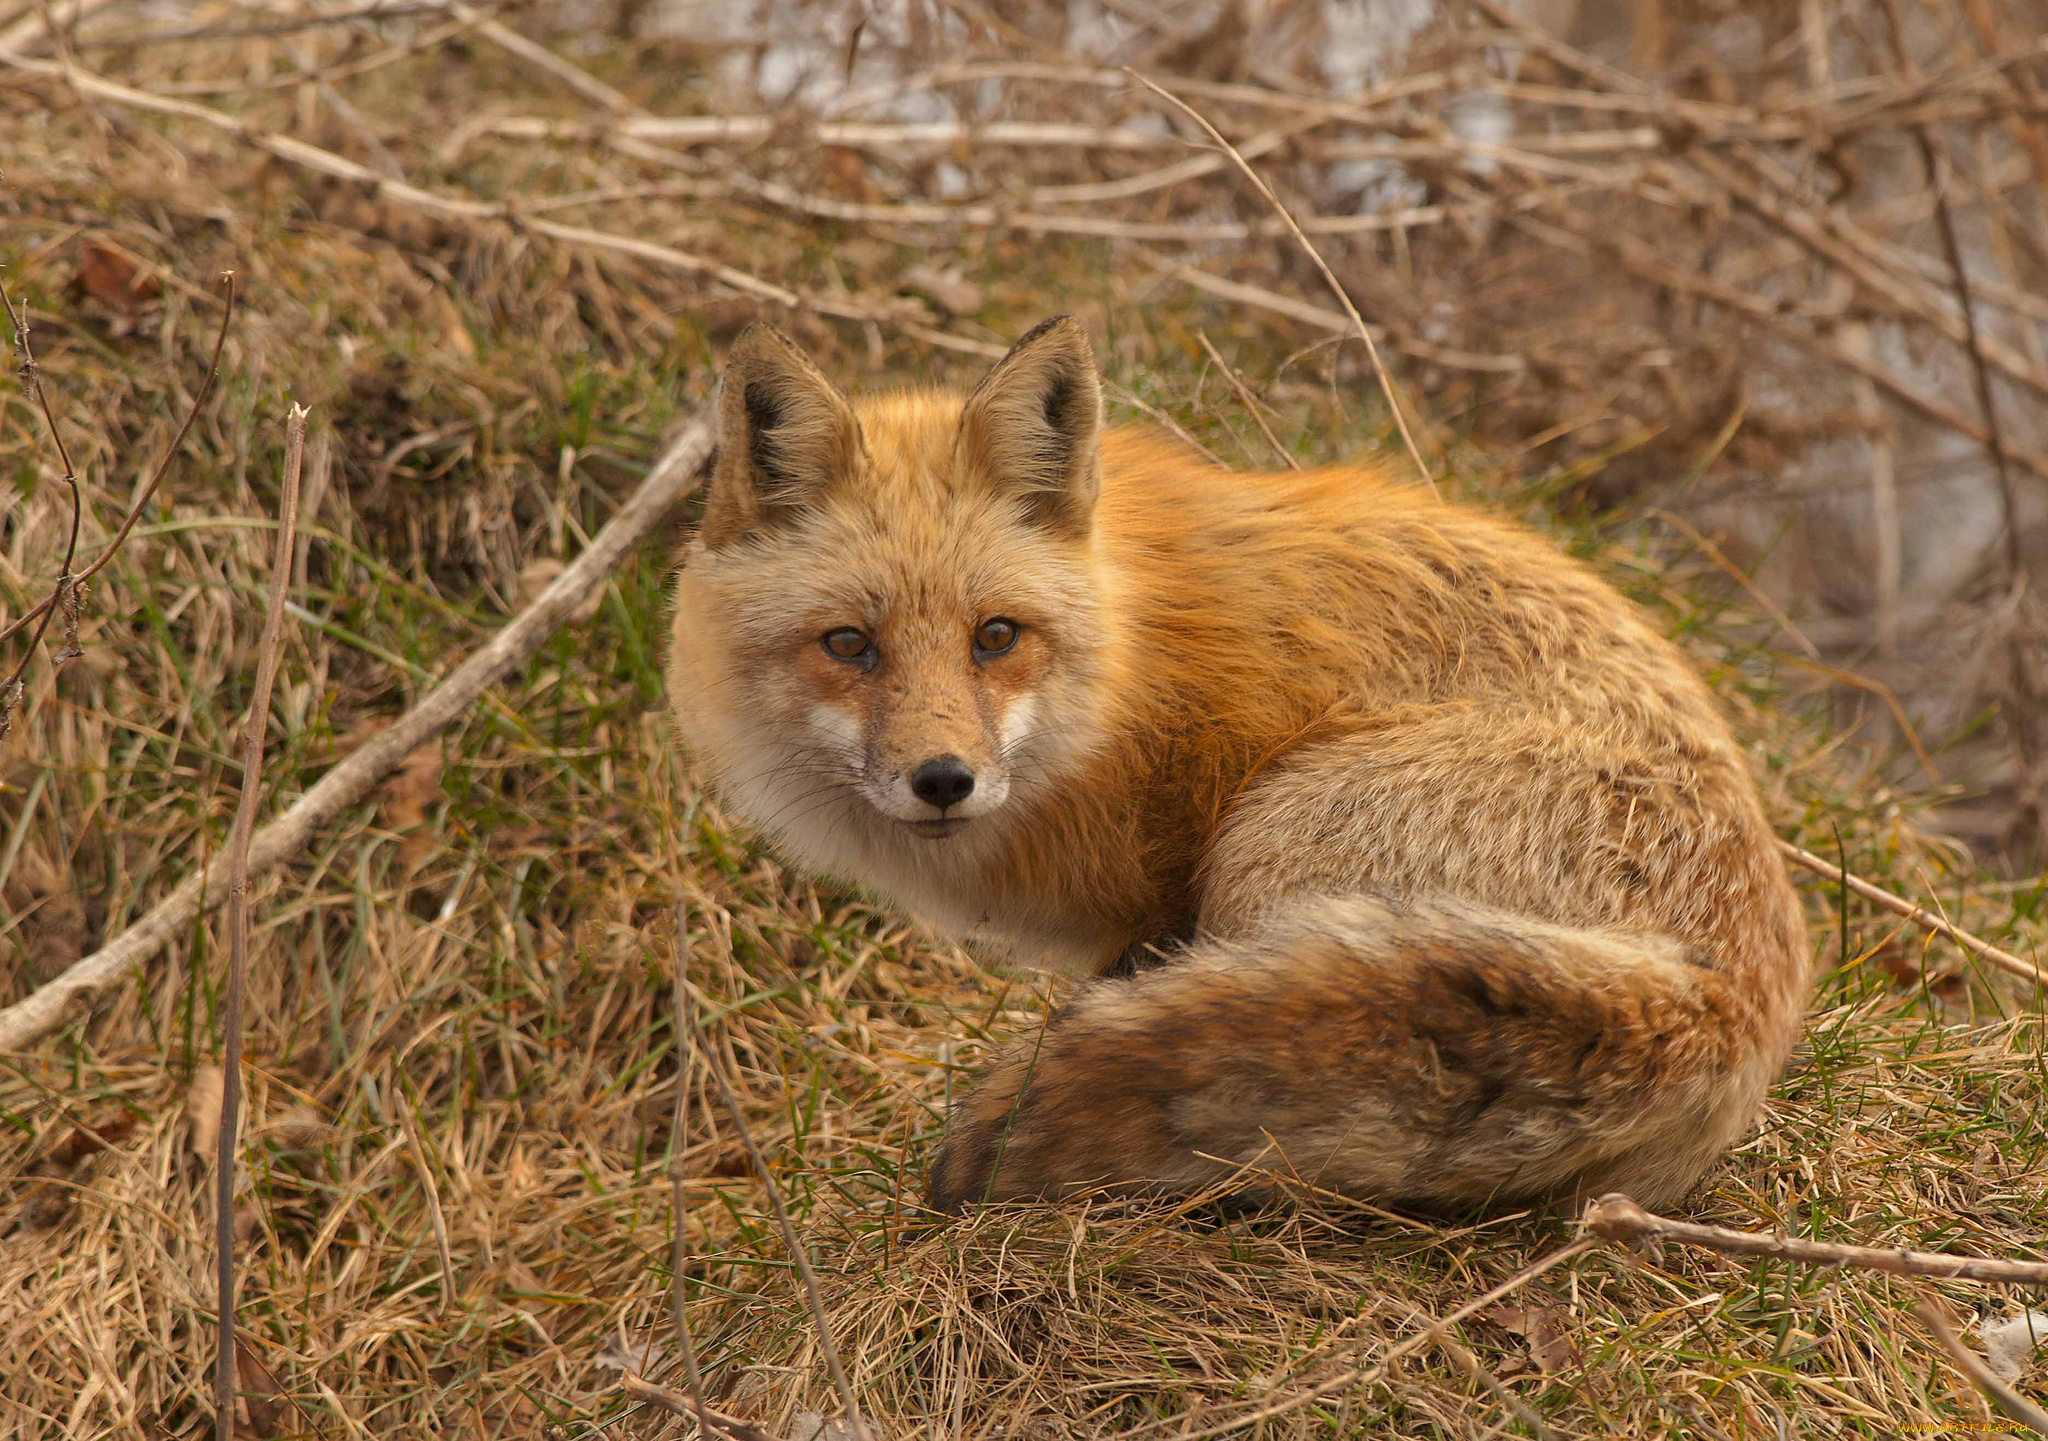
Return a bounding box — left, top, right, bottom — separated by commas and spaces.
703, 323, 864, 548
956, 315, 1102, 536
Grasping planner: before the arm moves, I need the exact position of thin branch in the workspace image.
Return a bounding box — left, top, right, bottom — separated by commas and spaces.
693, 904, 871, 1441
1196, 330, 1301, 471
1777, 840, 2046, 992
617, 1374, 775, 1441
660, 904, 716, 1435
0, 271, 236, 653
215, 403, 305, 1441
1913, 1298, 2048, 1434
0, 407, 717, 1052
1584, 1193, 2048, 1284
438, 0, 631, 112
0, 280, 80, 736
1125, 70, 1437, 495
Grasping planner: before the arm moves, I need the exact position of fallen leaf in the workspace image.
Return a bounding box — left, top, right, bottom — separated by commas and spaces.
186, 1065, 225, 1161
1482, 1303, 1582, 1374
46, 1112, 139, 1168
379, 743, 444, 832
435, 289, 477, 360
68, 239, 161, 327
234, 1344, 289, 1437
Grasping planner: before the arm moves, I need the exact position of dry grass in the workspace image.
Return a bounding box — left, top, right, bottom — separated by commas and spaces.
2, 6, 2046, 1438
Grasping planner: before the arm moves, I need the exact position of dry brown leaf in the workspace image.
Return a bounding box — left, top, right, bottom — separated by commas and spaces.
186, 1064, 225, 1161
234, 1344, 288, 1438
1483, 1303, 1583, 1374
1868, 934, 1968, 1003
67, 239, 161, 322
379, 743, 444, 832
435, 289, 477, 360
46, 1112, 139, 1168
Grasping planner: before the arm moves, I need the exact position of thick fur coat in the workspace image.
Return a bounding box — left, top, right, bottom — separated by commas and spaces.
666, 317, 1810, 1215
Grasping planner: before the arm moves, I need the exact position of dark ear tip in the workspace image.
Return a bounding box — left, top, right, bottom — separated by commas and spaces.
725, 319, 801, 365
1008, 313, 1090, 354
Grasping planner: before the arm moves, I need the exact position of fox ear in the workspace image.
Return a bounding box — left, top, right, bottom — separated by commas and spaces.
956, 315, 1101, 536
702, 323, 863, 548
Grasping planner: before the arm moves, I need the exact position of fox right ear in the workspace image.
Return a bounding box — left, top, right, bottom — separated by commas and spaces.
702, 323, 863, 548
956, 315, 1102, 537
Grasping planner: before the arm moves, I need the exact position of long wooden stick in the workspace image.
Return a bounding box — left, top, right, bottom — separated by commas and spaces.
0, 408, 715, 1053
1777, 840, 2045, 991
1584, 1193, 2048, 1285
214, 404, 305, 1440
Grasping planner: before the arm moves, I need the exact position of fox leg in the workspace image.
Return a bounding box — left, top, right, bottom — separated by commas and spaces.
927, 892, 1788, 1215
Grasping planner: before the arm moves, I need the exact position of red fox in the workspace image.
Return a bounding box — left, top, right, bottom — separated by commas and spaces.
666, 316, 1811, 1215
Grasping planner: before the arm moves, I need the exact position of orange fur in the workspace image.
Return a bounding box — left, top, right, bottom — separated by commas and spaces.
667, 318, 1811, 1216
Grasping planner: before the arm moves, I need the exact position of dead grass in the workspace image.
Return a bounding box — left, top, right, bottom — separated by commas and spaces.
1, 7, 2046, 1439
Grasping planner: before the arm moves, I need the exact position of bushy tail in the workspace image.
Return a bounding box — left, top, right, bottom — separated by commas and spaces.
927, 894, 1804, 1214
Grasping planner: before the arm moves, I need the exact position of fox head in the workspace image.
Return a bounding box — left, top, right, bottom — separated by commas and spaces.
669, 316, 1119, 858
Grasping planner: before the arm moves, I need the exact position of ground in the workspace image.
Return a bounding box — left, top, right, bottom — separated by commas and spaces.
1, 16, 2046, 1440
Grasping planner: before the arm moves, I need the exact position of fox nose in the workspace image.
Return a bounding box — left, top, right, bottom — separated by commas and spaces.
911, 756, 976, 811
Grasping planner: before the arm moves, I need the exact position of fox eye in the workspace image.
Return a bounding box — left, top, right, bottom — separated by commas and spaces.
822, 628, 875, 667
974, 617, 1020, 656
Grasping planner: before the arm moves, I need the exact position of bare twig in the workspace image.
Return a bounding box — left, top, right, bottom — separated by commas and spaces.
1125, 70, 1437, 495
1777, 840, 2046, 992
1584, 1193, 2048, 1284
618, 1373, 776, 1441
439, 0, 632, 111
1196, 330, 1300, 471
659, 904, 716, 1435
0, 280, 80, 737
0, 408, 716, 1052
1913, 1298, 2048, 1434
214, 403, 305, 1441
0, 272, 236, 654
693, 904, 871, 1441
0, 0, 119, 51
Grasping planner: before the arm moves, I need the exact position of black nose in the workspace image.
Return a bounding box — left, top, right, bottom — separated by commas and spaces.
911, 756, 976, 810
